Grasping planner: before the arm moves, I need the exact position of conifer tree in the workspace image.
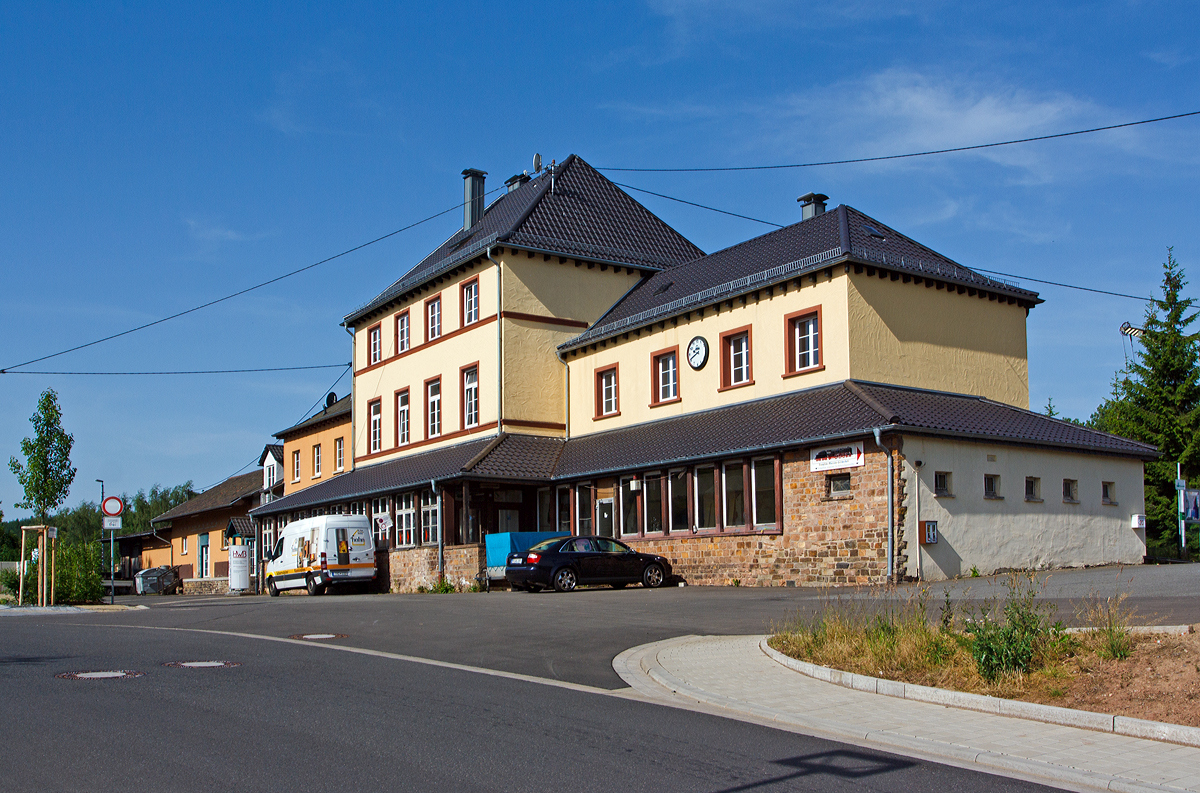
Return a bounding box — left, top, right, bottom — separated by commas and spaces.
1090, 249, 1200, 553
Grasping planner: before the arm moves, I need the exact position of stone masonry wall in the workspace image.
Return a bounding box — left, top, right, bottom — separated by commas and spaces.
634, 442, 893, 587
389, 544, 485, 593
182, 577, 229, 595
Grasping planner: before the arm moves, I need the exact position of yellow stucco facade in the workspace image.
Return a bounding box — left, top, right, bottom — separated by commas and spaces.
281, 417, 352, 495
348, 249, 643, 465
564, 266, 1031, 435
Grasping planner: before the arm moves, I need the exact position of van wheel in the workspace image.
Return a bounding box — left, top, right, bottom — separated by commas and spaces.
642, 563, 665, 589
267, 578, 279, 597
553, 568, 577, 593
306, 575, 324, 596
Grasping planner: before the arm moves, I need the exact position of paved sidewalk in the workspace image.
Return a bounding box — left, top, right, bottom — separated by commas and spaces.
614, 635, 1200, 793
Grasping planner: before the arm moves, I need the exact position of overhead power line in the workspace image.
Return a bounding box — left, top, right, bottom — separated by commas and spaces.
596, 110, 1200, 173
2, 363, 350, 376
619, 182, 1152, 303
1, 186, 506, 373
291, 364, 352, 426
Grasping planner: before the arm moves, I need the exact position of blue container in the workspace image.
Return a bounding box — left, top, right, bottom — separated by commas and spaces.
485, 532, 566, 571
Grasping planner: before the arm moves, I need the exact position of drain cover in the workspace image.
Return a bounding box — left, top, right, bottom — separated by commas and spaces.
289, 633, 347, 641
163, 661, 241, 669
56, 670, 144, 680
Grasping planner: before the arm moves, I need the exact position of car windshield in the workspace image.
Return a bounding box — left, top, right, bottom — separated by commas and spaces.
528, 536, 569, 552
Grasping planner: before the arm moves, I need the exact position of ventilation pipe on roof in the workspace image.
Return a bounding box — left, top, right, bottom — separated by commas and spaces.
504, 173, 530, 193
798, 192, 829, 221
462, 169, 487, 231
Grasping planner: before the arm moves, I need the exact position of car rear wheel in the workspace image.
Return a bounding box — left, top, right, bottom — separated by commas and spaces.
553, 567, 577, 593
267, 577, 279, 597
642, 563, 665, 589
306, 575, 324, 596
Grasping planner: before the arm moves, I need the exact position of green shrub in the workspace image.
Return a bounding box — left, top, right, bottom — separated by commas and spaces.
53, 541, 104, 604
965, 573, 1061, 682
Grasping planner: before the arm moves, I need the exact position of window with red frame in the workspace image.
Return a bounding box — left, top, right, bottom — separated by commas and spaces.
426, 297, 442, 341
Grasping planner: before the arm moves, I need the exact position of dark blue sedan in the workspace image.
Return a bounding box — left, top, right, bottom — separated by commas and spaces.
505, 535, 672, 593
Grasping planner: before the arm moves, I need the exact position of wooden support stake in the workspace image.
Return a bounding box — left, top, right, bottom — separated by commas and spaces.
18, 529, 27, 606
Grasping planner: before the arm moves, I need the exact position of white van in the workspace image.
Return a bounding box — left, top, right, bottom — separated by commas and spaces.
264, 515, 376, 596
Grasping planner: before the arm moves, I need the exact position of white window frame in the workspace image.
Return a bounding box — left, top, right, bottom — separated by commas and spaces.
793, 314, 819, 371
463, 368, 479, 428
427, 298, 442, 341
694, 465, 717, 530
369, 326, 381, 365
619, 477, 639, 536
397, 391, 410, 446
370, 401, 382, 453
643, 472, 665, 534
668, 468, 688, 533
463, 280, 479, 325
335, 438, 344, 472
396, 312, 410, 353
420, 490, 439, 545
181, 535, 188, 555
427, 380, 441, 438
313, 444, 321, 478
657, 352, 678, 402
600, 368, 618, 415
722, 460, 746, 528
730, 333, 750, 385
292, 449, 301, 482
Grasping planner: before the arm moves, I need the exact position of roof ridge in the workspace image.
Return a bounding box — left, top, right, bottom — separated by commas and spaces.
461, 432, 508, 471
973, 394, 1159, 450
844, 380, 900, 423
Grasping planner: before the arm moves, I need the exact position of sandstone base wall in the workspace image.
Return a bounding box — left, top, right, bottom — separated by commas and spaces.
389, 544, 485, 593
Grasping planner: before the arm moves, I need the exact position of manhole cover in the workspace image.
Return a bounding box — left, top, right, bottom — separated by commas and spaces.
163, 661, 241, 669
56, 670, 144, 680
289, 633, 347, 641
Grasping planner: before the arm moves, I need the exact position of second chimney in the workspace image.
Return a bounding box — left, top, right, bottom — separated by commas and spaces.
462, 169, 487, 231
797, 192, 829, 221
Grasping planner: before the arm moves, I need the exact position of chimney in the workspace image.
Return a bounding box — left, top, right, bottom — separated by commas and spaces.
462, 169, 487, 231
797, 192, 829, 221
504, 172, 531, 193
325, 392, 337, 409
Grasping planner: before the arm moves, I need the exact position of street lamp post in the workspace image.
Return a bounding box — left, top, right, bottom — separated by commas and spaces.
97, 479, 113, 605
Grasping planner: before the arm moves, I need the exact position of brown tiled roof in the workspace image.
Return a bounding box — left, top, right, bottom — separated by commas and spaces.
259, 444, 284, 466
553, 381, 1157, 479
274, 395, 351, 439
250, 436, 497, 518
562, 205, 1041, 350
466, 433, 565, 479
151, 471, 262, 525
342, 155, 705, 326
225, 516, 255, 539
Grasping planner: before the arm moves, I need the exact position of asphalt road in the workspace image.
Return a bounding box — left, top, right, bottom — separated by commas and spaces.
1, 564, 1194, 791
1, 620, 1053, 793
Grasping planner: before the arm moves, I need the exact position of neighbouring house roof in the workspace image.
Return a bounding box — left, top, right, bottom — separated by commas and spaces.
561, 205, 1042, 351
151, 471, 263, 525
260, 444, 284, 467
250, 381, 1156, 518
342, 155, 705, 326
274, 395, 351, 439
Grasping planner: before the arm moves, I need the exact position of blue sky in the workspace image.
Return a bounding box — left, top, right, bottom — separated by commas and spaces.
2, 1, 1197, 517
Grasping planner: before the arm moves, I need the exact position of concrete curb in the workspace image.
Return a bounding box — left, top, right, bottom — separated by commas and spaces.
759, 638, 1200, 749
615, 635, 1189, 793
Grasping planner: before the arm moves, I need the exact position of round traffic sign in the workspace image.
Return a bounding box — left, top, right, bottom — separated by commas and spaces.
101, 496, 125, 517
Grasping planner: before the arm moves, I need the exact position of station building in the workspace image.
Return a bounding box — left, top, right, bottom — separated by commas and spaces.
250, 155, 1155, 589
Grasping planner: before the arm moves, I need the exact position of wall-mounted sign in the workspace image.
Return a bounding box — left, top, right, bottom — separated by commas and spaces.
920, 520, 939, 545
810, 441, 865, 472
1131, 514, 1147, 530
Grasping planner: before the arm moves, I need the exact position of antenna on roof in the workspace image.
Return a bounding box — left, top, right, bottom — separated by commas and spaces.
533, 153, 542, 172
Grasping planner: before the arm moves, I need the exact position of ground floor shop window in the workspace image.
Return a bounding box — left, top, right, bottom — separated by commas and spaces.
752, 458, 776, 525
558, 485, 571, 533
576, 485, 592, 535
669, 469, 688, 533
695, 466, 717, 529
723, 461, 746, 528
620, 478, 638, 535
420, 491, 439, 544
397, 493, 415, 546
644, 473, 664, 533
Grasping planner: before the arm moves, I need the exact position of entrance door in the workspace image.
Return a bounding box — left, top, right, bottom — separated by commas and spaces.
198, 533, 210, 578
596, 499, 614, 538
498, 509, 520, 533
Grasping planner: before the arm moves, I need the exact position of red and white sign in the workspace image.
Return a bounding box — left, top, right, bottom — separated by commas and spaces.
101, 496, 125, 517
810, 441, 865, 472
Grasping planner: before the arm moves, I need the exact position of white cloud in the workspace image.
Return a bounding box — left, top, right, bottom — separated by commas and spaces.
184, 218, 265, 243
1144, 49, 1192, 68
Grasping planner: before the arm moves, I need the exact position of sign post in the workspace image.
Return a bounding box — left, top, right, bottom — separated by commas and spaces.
101, 496, 125, 604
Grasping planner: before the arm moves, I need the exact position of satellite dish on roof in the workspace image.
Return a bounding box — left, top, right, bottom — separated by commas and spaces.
533, 153, 542, 172
326, 392, 337, 408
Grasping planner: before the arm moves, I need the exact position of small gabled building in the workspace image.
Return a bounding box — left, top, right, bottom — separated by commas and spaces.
149, 471, 262, 594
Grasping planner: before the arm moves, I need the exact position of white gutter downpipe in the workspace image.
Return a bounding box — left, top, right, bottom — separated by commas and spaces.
874, 427, 894, 582
486, 246, 502, 434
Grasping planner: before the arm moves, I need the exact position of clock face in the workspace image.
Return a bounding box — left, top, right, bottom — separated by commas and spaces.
687, 336, 709, 370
